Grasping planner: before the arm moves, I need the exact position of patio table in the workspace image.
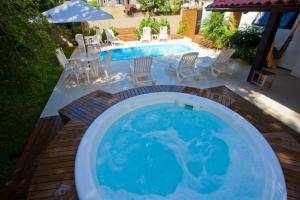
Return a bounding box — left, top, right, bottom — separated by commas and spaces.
70, 53, 100, 77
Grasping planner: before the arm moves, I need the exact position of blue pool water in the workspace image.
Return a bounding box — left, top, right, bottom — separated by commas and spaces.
96, 103, 265, 200
99, 44, 194, 61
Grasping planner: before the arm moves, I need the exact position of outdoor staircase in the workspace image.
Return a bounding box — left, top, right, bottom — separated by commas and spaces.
116, 27, 138, 41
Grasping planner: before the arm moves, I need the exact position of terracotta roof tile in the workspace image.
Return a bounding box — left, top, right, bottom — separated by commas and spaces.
208, 0, 298, 8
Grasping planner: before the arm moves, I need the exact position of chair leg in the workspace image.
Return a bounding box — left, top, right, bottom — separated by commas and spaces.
211, 68, 219, 77
176, 72, 183, 82
86, 73, 90, 83
75, 74, 79, 85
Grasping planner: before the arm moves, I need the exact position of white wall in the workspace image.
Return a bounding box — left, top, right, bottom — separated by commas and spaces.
276, 15, 300, 74
239, 13, 300, 77
87, 15, 181, 34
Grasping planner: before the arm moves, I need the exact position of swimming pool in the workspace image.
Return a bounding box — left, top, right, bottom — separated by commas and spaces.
99, 44, 194, 61
75, 93, 286, 200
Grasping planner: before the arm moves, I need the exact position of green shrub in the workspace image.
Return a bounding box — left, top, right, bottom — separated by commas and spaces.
177, 21, 186, 35
136, 17, 170, 38
137, 0, 154, 12
88, 0, 101, 9
101, 27, 118, 42
227, 26, 262, 64
159, 18, 170, 33
109, 26, 119, 36
172, 4, 180, 15
83, 27, 96, 36
201, 12, 235, 48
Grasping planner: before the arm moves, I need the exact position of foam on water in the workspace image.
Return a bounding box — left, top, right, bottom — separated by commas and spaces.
96, 103, 265, 200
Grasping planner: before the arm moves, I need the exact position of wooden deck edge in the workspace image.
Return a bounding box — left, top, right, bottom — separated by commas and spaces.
0, 116, 64, 200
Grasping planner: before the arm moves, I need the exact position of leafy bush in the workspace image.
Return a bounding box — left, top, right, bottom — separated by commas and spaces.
101, 27, 118, 42
0, 0, 67, 185
138, 0, 180, 15
177, 21, 186, 35
201, 12, 235, 48
172, 4, 180, 15
138, 0, 154, 12
88, 0, 101, 9
227, 26, 262, 64
0, 0, 56, 89
83, 27, 96, 36
136, 17, 170, 38
159, 18, 170, 33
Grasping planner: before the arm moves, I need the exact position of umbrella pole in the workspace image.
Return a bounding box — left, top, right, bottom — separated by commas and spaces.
80, 22, 85, 34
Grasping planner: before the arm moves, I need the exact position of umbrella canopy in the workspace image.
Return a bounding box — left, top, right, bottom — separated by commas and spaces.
42, 0, 113, 23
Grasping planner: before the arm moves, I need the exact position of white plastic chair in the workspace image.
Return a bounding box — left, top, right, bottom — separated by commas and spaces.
159, 26, 168, 41
168, 52, 200, 82
56, 48, 78, 83
210, 48, 235, 77
84, 29, 107, 52
129, 57, 153, 85
140, 27, 151, 42
105, 29, 124, 46
70, 59, 91, 84
75, 34, 86, 54
99, 52, 113, 81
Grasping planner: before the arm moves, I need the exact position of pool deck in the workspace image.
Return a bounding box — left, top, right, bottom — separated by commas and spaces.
2, 85, 300, 199
42, 39, 300, 133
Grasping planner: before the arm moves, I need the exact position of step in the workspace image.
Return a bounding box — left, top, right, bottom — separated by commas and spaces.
118, 34, 138, 41
116, 28, 136, 35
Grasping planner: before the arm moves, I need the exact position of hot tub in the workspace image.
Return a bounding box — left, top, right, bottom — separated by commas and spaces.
75, 92, 286, 200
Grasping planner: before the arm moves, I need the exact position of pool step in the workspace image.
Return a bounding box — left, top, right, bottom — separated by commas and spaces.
116, 27, 138, 41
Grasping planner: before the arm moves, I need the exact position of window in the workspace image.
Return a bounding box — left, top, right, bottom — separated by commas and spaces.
253, 12, 299, 29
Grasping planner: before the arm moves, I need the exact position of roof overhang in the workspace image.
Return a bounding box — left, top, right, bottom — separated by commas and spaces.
206, 2, 300, 12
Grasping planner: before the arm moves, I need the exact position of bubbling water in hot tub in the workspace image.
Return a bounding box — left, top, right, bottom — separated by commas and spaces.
96, 103, 265, 200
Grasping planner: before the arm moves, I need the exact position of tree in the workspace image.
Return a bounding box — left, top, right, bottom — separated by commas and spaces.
0, 0, 56, 90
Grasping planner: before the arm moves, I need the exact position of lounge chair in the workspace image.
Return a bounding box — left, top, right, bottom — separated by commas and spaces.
209, 48, 235, 77
140, 27, 151, 42
129, 57, 154, 85
75, 34, 86, 54
168, 52, 200, 82
105, 29, 124, 46
159, 26, 168, 41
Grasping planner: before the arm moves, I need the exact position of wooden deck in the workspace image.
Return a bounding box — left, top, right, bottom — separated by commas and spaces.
1, 85, 300, 199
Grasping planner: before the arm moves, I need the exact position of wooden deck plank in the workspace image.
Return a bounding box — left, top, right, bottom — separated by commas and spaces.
27, 120, 86, 200
1, 116, 63, 200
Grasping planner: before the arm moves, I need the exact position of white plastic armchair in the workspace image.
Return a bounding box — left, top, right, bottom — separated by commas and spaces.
69, 59, 91, 84
75, 34, 86, 54
56, 48, 78, 83
105, 29, 124, 45
168, 52, 200, 82
159, 26, 168, 41
129, 57, 153, 85
99, 52, 113, 81
140, 27, 151, 42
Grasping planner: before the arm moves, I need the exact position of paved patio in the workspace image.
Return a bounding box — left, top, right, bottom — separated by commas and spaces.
42, 39, 300, 132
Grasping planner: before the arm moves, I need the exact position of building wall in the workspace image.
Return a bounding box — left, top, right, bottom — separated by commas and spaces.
88, 15, 181, 34
239, 13, 300, 77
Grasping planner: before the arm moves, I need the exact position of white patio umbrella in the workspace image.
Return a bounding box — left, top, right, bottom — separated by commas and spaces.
42, 0, 113, 23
